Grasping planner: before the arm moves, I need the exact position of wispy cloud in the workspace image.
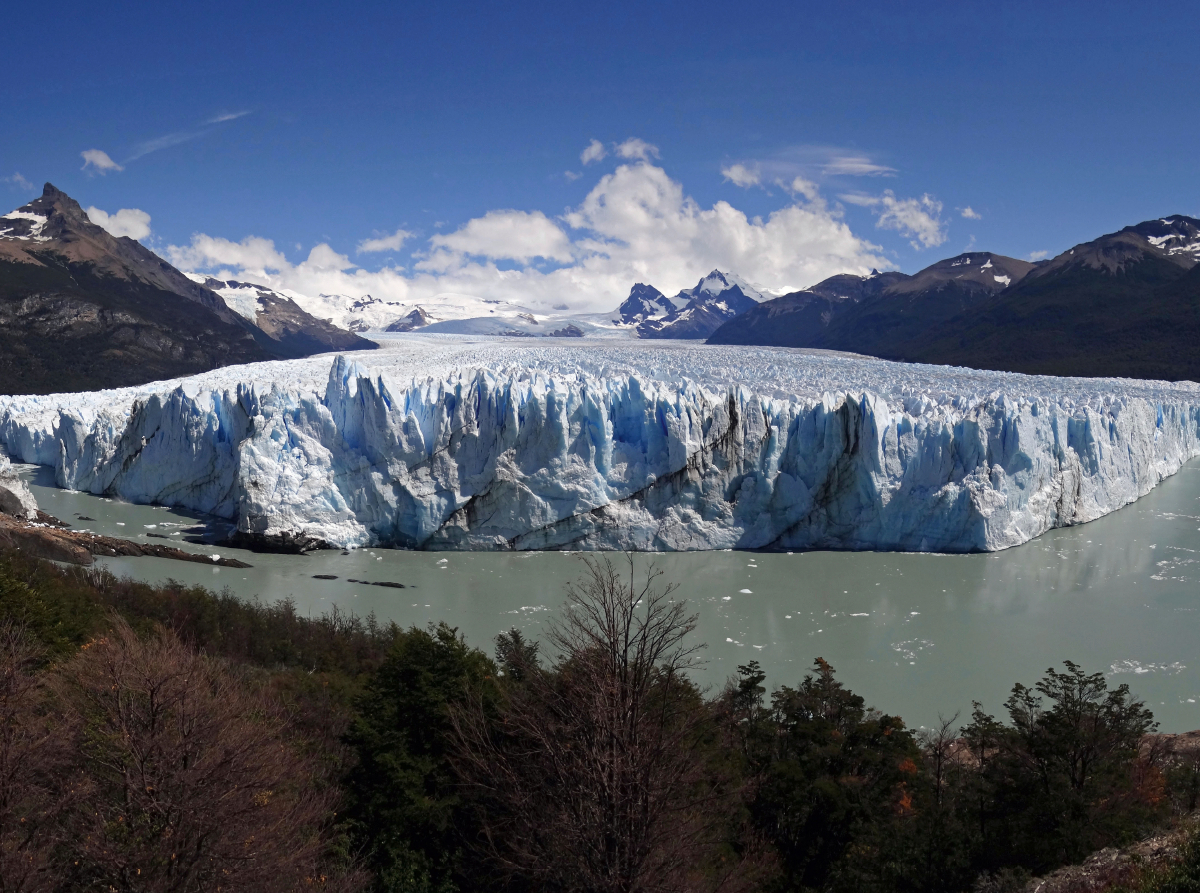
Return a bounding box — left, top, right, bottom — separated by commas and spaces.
959, 206, 982, 220
357, 228, 414, 254
82, 110, 253, 171
206, 110, 251, 124
720, 145, 897, 192
1028, 249, 1050, 260
125, 129, 208, 162
821, 155, 896, 177
842, 189, 947, 249
564, 170, 582, 181
81, 149, 124, 175
3, 172, 34, 191
721, 164, 760, 188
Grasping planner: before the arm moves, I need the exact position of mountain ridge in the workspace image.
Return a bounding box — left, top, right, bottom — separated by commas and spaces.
0, 183, 372, 395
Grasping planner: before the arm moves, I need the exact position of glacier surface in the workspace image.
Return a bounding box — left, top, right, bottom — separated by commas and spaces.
2, 336, 1199, 553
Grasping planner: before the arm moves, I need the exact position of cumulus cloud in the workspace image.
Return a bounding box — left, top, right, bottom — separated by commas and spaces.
842, 190, 947, 249
3, 173, 33, 191
822, 155, 896, 177
80, 149, 123, 174
165, 234, 290, 276
166, 158, 889, 312
580, 139, 607, 165
721, 164, 760, 188
357, 228, 414, 254
959, 206, 982, 220
427, 210, 574, 265
614, 138, 660, 162
1028, 249, 1050, 260
85, 206, 152, 240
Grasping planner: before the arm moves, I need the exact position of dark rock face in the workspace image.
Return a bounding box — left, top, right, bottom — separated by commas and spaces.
0, 183, 371, 395
903, 217, 1200, 379
707, 255, 1034, 352
710, 218, 1200, 380
384, 307, 432, 332
222, 528, 333, 554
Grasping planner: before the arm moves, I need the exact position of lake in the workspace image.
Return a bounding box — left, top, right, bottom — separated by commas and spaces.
18, 461, 1200, 732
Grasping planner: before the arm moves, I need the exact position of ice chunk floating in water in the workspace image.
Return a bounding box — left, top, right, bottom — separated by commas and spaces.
2, 336, 1200, 553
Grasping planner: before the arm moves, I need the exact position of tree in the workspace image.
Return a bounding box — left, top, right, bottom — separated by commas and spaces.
743, 657, 921, 892
452, 555, 751, 893
55, 618, 352, 892
0, 621, 81, 893
963, 661, 1163, 873
341, 623, 496, 893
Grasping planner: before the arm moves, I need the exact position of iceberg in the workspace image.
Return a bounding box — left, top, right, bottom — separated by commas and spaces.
2, 336, 1198, 552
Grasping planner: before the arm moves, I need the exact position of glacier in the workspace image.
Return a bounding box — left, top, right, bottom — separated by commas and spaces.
2, 335, 1199, 553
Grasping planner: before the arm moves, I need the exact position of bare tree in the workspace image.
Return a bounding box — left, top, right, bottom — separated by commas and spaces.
54, 617, 361, 893
918, 712, 961, 811
453, 555, 753, 893
0, 622, 82, 893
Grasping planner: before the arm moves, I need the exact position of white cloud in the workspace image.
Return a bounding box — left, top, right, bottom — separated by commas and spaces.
357, 228, 414, 254
614, 138, 660, 162
85, 206, 152, 240
165, 234, 291, 276
782, 176, 820, 201
721, 164, 760, 188
3, 173, 34, 191
842, 190, 947, 249
959, 206, 982, 220
427, 210, 574, 265
166, 158, 889, 312
80, 149, 123, 174
580, 139, 607, 165
822, 155, 896, 177
564, 170, 582, 181
1028, 250, 1050, 260
207, 110, 251, 124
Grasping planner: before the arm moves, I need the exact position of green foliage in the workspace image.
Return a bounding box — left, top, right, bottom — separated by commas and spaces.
342, 623, 496, 893
964, 661, 1163, 874
0, 554, 104, 657
742, 658, 922, 892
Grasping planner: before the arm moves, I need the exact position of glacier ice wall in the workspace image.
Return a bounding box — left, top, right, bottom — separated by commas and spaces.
2, 338, 1199, 552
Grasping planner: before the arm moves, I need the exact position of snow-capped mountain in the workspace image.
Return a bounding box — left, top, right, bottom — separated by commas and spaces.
192, 278, 375, 354
0, 183, 365, 395
611, 270, 771, 339
275, 289, 546, 334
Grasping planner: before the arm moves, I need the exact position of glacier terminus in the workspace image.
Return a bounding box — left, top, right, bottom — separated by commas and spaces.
2, 335, 1198, 554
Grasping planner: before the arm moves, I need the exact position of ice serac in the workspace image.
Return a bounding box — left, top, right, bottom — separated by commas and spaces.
1, 339, 1198, 553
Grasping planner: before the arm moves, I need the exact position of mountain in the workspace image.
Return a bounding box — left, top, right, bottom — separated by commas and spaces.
613, 270, 771, 339
899, 216, 1200, 379
0, 184, 372, 395
196, 278, 376, 354
707, 252, 1035, 353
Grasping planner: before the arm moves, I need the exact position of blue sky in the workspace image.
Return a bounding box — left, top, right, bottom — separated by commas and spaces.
3, 0, 1198, 310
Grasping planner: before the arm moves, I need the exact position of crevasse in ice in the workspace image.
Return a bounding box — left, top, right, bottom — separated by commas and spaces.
2, 336, 1198, 552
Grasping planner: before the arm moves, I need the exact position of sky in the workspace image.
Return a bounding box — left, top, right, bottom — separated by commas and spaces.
3, 0, 1199, 312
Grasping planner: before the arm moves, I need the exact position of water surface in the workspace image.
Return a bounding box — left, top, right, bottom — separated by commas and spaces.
20, 462, 1200, 732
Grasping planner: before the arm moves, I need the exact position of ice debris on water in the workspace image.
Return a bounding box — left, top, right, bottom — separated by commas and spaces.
2, 335, 1200, 553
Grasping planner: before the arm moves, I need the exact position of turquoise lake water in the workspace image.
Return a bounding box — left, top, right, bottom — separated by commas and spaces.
19, 461, 1200, 732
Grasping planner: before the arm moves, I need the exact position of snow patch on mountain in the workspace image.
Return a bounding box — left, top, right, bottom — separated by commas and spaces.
2, 336, 1199, 554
